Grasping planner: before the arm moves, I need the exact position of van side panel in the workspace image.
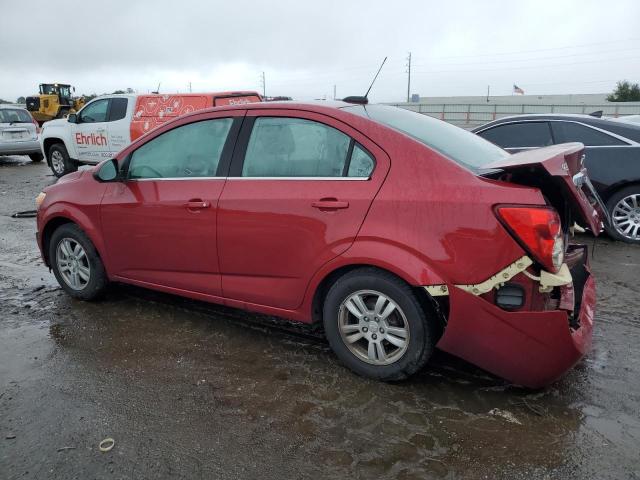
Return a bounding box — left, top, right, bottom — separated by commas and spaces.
129, 95, 213, 141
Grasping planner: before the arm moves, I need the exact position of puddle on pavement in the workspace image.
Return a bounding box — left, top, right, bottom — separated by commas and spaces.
2, 283, 601, 479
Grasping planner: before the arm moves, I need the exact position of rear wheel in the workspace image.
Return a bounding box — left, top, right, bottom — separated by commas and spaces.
605, 186, 640, 244
323, 268, 435, 381
28, 153, 43, 162
49, 223, 108, 300
48, 143, 77, 177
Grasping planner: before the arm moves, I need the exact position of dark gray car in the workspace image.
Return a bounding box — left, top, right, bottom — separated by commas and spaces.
473, 114, 640, 244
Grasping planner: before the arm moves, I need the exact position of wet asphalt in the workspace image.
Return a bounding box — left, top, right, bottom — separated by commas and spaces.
0, 156, 639, 480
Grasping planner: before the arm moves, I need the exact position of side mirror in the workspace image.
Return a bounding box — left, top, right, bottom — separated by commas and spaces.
94, 158, 121, 182
67, 113, 77, 124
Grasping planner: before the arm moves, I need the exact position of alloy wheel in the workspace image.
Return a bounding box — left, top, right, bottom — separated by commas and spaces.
338, 290, 410, 366
51, 150, 65, 175
56, 238, 90, 290
612, 194, 640, 241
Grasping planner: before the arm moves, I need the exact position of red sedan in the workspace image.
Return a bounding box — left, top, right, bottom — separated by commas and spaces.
35, 101, 604, 388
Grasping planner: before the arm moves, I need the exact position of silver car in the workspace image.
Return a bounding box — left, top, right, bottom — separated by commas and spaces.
0, 105, 43, 161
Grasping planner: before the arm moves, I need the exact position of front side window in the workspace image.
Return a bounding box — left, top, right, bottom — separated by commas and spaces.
79, 99, 109, 123
128, 118, 233, 179
479, 122, 553, 148
242, 117, 351, 177
551, 122, 627, 146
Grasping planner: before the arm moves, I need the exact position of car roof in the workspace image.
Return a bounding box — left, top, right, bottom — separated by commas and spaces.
0, 104, 28, 110
473, 112, 640, 142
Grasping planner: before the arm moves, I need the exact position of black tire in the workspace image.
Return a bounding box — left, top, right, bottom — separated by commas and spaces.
28, 152, 44, 162
48, 143, 77, 178
604, 185, 640, 244
49, 223, 108, 300
323, 267, 435, 381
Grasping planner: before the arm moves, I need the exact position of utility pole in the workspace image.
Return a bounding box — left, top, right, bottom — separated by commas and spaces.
406, 52, 412, 103
333, 84, 336, 100
189, 82, 192, 93
260, 72, 266, 98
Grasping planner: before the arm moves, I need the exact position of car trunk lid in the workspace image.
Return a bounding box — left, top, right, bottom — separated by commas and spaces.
481, 142, 607, 233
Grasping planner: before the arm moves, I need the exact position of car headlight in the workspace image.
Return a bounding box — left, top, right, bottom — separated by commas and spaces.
35, 192, 46, 209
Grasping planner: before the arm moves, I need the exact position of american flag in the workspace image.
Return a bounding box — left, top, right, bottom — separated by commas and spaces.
513, 84, 525, 95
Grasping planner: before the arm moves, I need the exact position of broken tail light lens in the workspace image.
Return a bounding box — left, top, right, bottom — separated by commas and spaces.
496, 206, 564, 273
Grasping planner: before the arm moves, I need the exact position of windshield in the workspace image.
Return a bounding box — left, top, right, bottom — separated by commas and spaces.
40, 84, 56, 94
344, 104, 509, 170
0, 108, 33, 123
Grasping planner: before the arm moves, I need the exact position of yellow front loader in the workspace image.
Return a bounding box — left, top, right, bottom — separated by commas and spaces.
25, 83, 85, 125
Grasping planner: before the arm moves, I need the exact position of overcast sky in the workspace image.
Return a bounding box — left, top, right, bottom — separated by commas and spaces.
1, 0, 639, 103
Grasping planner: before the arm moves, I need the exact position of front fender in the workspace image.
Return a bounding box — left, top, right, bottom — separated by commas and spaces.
39, 204, 108, 273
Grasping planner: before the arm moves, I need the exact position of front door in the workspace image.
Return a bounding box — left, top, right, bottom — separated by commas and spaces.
73, 98, 110, 163
217, 110, 389, 310
100, 112, 243, 296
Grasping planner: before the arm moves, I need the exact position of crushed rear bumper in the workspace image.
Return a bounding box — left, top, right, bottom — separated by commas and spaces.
436, 246, 595, 388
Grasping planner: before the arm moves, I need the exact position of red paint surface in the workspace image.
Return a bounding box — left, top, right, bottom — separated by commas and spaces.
36, 101, 599, 387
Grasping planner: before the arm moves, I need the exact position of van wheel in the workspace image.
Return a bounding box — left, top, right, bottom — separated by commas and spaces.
28, 153, 44, 162
49, 223, 108, 300
49, 143, 77, 177
323, 268, 435, 381
605, 185, 640, 244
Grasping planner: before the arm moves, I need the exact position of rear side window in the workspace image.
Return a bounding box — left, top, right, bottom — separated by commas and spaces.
108, 98, 128, 122
128, 118, 233, 179
242, 117, 351, 177
348, 144, 375, 177
0, 109, 32, 123
550, 122, 627, 146
479, 122, 553, 148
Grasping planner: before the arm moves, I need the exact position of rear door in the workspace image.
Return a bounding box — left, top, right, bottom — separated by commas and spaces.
100, 111, 244, 296
217, 109, 389, 310
477, 121, 554, 153
105, 97, 131, 156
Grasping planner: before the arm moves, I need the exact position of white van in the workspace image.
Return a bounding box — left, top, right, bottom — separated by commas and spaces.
40, 91, 262, 177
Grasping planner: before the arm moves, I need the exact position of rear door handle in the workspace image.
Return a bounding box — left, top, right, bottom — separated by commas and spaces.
311, 199, 349, 210
185, 200, 211, 210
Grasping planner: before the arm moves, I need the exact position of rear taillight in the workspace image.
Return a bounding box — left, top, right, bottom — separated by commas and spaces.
30, 114, 41, 134
496, 206, 564, 273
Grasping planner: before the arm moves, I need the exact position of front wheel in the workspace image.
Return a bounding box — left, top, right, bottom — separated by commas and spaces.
48, 143, 77, 178
49, 223, 108, 300
605, 186, 640, 244
323, 268, 435, 381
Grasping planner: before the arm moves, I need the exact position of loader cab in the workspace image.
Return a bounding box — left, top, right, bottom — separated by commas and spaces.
39, 83, 73, 106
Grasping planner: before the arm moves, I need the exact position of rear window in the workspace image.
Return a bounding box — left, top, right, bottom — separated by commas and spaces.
0, 108, 33, 123
344, 104, 508, 170
214, 95, 261, 107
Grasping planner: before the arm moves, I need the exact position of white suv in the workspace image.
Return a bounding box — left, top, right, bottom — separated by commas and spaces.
0, 105, 43, 162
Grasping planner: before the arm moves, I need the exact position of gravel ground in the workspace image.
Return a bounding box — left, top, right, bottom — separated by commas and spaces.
1, 156, 639, 479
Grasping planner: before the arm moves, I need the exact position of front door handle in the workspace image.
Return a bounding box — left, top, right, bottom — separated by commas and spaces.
185, 199, 211, 210
311, 199, 349, 210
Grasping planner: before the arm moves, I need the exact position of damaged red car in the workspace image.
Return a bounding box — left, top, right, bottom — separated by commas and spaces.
35, 101, 605, 388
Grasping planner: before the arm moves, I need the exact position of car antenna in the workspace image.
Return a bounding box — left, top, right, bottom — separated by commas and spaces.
342, 57, 387, 105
